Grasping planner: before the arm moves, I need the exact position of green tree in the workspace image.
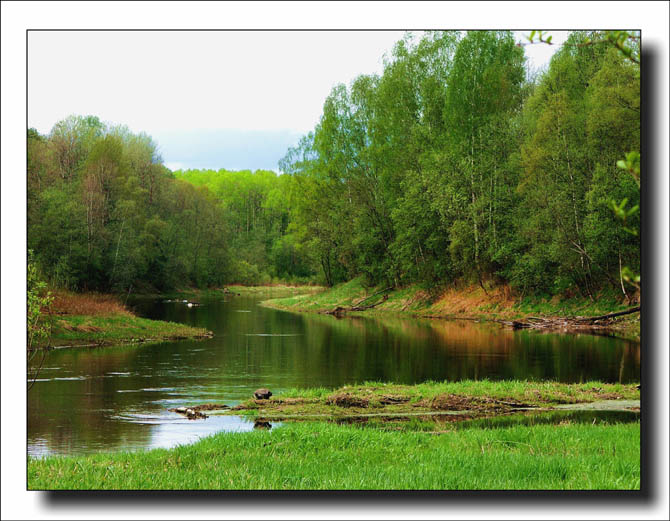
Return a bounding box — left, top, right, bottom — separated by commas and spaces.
27, 250, 53, 350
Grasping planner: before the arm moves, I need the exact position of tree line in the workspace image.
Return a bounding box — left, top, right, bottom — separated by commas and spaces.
28, 30, 639, 300
27, 117, 311, 291
28, 118, 233, 292
280, 30, 640, 300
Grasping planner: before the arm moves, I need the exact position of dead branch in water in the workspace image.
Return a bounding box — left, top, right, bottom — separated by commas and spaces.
502, 306, 640, 331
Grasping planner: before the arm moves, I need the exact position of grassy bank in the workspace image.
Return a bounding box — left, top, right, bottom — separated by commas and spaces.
209, 380, 640, 422
263, 278, 640, 340
43, 291, 212, 348
28, 420, 640, 490
141, 284, 325, 301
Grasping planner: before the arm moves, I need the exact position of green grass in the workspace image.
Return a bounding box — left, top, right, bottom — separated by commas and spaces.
264, 277, 367, 310
49, 314, 212, 347
28, 420, 640, 490
223, 380, 640, 421
515, 294, 631, 316
266, 379, 640, 403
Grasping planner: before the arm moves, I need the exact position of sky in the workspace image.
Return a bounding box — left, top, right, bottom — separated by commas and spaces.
28, 30, 568, 172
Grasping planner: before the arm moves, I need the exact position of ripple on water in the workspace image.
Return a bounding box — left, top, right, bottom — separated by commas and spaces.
244, 333, 302, 337
117, 387, 180, 393
30, 376, 90, 382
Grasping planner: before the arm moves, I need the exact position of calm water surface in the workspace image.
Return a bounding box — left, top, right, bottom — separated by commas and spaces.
28, 293, 640, 457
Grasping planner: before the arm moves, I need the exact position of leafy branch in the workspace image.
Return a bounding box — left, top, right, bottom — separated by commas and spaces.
616, 151, 640, 187
524, 30, 640, 64
28, 250, 53, 390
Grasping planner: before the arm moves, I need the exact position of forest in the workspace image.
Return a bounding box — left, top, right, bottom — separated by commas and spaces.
27, 30, 640, 302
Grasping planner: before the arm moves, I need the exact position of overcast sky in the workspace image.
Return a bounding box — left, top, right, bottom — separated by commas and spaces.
28, 30, 568, 172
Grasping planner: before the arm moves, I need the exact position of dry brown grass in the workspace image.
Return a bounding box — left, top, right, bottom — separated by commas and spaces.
429, 283, 516, 316
399, 289, 431, 311
50, 290, 132, 316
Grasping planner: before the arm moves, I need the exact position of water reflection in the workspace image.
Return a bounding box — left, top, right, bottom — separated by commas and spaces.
451, 409, 640, 430
28, 294, 640, 456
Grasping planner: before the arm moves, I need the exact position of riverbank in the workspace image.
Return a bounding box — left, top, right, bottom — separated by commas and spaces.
27, 379, 640, 489
28, 417, 640, 490
42, 291, 212, 348
262, 278, 641, 340
138, 284, 325, 300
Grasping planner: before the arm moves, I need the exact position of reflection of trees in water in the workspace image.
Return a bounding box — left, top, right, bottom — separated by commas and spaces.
190, 306, 639, 387
29, 298, 641, 455
29, 411, 154, 456
28, 345, 153, 455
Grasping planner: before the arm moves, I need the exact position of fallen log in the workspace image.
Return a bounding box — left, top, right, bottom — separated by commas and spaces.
323, 294, 389, 316
574, 306, 641, 323
503, 306, 640, 331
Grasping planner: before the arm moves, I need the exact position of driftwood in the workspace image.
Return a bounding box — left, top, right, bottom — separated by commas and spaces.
504, 306, 640, 331
573, 306, 641, 323
324, 294, 390, 317
353, 287, 393, 307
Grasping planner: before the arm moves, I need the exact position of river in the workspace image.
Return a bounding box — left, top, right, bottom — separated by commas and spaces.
27, 293, 640, 457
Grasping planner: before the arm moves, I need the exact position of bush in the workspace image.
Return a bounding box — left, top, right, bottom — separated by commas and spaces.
27, 250, 53, 349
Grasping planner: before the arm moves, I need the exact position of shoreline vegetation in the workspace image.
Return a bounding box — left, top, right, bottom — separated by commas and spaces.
28, 379, 640, 490
37, 291, 212, 349
35, 278, 640, 349
140, 284, 325, 301
193, 380, 641, 422
35, 284, 323, 349
260, 278, 641, 341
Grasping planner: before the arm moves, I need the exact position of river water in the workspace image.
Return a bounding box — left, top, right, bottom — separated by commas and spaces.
27, 293, 640, 457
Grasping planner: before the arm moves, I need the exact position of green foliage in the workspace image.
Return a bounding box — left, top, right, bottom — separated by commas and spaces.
27, 250, 53, 349
29, 30, 640, 301
173, 168, 318, 284
279, 30, 638, 300
27, 121, 241, 292
616, 151, 640, 187
610, 198, 639, 236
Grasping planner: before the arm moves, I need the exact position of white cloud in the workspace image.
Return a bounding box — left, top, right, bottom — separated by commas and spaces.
29, 30, 566, 137
515, 30, 571, 74
28, 31, 406, 136
28, 30, 566, 171
164, 162, 185, 172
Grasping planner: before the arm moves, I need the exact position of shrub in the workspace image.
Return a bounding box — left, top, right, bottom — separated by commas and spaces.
27, 250, 53, 349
